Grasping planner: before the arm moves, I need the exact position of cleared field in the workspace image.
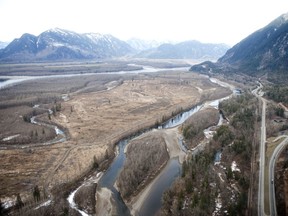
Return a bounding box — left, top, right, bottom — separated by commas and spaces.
0, 65, 231, 210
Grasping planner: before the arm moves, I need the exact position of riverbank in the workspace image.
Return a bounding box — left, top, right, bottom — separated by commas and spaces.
96, 187, 117, 216
128, 127, 185, 215
126, 85, 234, 215
0, 64, 233, 214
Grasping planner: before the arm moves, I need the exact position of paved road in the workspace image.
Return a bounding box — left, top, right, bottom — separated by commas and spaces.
252, 82, 268, 216
254, 81, 288, 216
259, 94, 267, 216
269, 136, 288, 216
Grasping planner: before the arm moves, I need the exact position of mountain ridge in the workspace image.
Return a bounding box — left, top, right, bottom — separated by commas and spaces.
190, 12, 288, 82
0, 28, 134, 62
136, 40, 229, 60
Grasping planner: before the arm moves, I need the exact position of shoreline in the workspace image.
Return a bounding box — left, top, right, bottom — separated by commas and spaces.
126, 127, 185, 215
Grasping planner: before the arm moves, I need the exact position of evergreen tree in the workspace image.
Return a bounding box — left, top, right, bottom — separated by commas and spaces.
15, 194, 24, 209
33, 185, 41, 202
0, 199, 4, 216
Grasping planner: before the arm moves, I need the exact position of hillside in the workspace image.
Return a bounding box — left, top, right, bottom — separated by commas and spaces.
0, 41, 8, 49
190, 13, 288, 82
0, 28, 134, 62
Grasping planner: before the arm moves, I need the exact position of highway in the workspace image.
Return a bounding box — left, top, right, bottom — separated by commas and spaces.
269, 136, 288, 216
258, 92, 267, 215
253, 81, 288, 216
252, 82, 268, 216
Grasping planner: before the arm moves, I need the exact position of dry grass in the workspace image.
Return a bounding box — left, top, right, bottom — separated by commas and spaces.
0, 67, 231, 210
0, 106, 56, 145
0, 61, 142, 76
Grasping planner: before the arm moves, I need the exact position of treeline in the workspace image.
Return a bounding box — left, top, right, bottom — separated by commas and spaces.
117, 134, 169, 199
0, 95, 61, 110
219, 93, 255, 116
161, 149, 218, 215
182, 108, 219, 149
160, 93, 258, 215
265, 85, 288, 104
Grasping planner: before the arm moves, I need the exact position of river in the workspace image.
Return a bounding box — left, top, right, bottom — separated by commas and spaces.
95, 81, 233, 216
95, 102, 205, 216
65, 75, 234, 216
0, 64, 234, 215
0, 65, 189, 90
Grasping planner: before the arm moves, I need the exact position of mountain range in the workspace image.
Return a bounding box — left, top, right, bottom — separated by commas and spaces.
0, 28, 134, 62
136, 41, 229, 60
126, 38, 166, 51
0, 29, 230, 62
190, 12, 288, 81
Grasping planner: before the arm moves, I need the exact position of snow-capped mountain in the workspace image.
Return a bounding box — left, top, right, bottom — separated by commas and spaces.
126, 38, 167, 51
0, 41, 9, 49
0, 28, 134, 62
136, 40, 230, 60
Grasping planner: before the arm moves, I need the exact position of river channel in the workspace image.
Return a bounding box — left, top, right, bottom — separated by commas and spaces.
95, 92, 232, 215
0, 65, 189, 90
96, 103, 204, 216
0, 65, 232, 215
65, 75, 234, 216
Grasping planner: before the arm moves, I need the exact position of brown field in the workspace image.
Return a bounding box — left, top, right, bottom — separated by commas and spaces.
0, 63, 231, 211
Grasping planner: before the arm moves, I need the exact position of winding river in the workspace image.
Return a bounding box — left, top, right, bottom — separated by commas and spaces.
0, 65, 233, 215
0, 65, 189, 90
65, 75, 234, 216
95, 86, 233, 216
95, 103, 204, 216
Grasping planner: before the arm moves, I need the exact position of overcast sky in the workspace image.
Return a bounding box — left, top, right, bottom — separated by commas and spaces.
0, 0, 287, 45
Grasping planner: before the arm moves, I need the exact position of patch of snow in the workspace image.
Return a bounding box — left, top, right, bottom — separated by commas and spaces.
68, 187, 89, 216
196, 86, 203, 93
55, 126, 63, 135
210, 182, 216, 188
212, 194, 222, 216
217, 114, 224, 126
96, 172, 102, 179
218, 173, 225, 182
231, 183, 240, 193
50, 28, 70, 36
67, 172, 102, 216
33, 104, 40, 108
231, 161, 240, 172
204, 128, 215, 139
61, 94, 69, 101
30, 116, 38, 124
34, 199, 52, 210
283, 13, 288, 21
208, 100, 219, 109
2, 134, 20, 141
85, 33, 107, 42
52, 42, 65, 47
3, 199, 15, 209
